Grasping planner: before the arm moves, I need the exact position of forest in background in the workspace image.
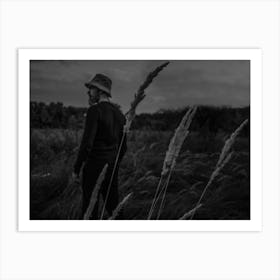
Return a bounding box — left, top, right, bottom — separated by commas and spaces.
30, 101, 250, 135
30, 101, 250, 220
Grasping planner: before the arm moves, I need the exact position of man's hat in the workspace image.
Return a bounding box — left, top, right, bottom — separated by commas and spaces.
85, 73, 112, 97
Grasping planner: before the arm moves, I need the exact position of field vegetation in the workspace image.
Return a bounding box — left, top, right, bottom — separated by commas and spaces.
30, 109, 250, 220
30, 62, 250, 220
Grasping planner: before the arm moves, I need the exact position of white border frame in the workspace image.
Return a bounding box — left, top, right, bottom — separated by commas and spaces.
18, 48, 262, 232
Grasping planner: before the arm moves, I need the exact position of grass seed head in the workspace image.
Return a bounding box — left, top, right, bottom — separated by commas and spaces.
83, 164, 108, 220
180, 203, 203, 220
109, 192, 133, 220
161, 107, 196, 176
216, 119, 248, 168
124, 62, 169, 132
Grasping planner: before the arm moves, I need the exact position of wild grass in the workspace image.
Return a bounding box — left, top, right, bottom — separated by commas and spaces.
179, 203, 203, 220
30, 127, 250, 220
83, 164, 108, 220
180, 119, 249, 220
37, 171, 82, 220
147, 106, 197, 219
100, 62, 170, 219
124, 62, 170, 133
30, 62, 249, 219
108, 192, 133, 220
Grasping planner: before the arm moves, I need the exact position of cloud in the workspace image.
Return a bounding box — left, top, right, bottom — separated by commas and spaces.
149, 95, 166, 103
30, 60, 250, 112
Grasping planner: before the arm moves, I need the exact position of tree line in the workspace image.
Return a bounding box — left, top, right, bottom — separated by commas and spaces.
30, 101, 250, 136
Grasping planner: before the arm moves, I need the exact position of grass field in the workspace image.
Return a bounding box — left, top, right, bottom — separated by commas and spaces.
30, 128, 250, 220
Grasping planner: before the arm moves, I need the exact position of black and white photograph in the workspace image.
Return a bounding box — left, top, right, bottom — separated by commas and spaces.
2, 1, 278, 279
28, 55, 251, 221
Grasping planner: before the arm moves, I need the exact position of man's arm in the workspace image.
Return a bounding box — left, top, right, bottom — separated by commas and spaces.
74, 106, 99, 175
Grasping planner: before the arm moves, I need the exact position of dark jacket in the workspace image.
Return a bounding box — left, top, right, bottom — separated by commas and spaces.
74, 101, 127, 175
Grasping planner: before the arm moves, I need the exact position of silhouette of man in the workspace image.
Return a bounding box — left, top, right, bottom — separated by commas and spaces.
72, 73, 127, 219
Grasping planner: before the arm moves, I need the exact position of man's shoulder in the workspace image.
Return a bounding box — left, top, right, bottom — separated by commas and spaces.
110, 102, 125, 115
100, 102, 125, 115
112, 104, 126, 122
87, 104, 100, 116
95, 102, 126, 123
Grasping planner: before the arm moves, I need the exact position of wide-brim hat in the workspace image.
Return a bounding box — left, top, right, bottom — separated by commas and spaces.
85, 73, 112, 97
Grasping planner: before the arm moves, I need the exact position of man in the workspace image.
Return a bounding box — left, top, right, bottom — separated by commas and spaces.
72, 73, 127, 219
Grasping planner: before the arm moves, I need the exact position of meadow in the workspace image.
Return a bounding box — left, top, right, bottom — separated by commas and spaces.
30, 127, 250, 220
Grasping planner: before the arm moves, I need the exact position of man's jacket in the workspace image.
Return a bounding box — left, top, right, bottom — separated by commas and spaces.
74, 101, 127, 175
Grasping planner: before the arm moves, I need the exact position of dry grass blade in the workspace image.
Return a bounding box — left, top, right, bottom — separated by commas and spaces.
40, 174, 82, 220
101, 62, 170, 219
161, 107, 197, 176
148, 106, 197, 219
124, 62, 170, 133
179, 203, 203, 220
83, 164, 108, 220
155, 168, 173, 219
108, 192, 133, 220
188, 118, 248, 220
189, 152, 233, 220
216, 119, 248, 168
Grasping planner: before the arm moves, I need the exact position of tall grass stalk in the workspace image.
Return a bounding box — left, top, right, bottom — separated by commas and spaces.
99, 133, 127, 220
100, 62, 170, 219
148, 106, 197, 219
186, 119, 248, 220
155, 168, 173, 219
189, 152, 233, 220
124, 62, 170, 133
216, 119, 248, 168
83, 164, 108, 220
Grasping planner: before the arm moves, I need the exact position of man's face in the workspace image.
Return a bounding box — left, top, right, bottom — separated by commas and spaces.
87, 86, 100, 105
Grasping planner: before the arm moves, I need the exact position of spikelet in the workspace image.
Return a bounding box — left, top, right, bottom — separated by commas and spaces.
161, 107, 197, 176
148, 106, 197, 219
83, 164, 108, 220
179, 203, 203, 220
108, 192, 133, 220
216, 119, 248, 168
124, 62, 170, 133
187, 118, 248, 220
210, 152, 233, 183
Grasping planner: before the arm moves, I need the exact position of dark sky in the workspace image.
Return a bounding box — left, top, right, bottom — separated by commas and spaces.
30, 60, 250, 113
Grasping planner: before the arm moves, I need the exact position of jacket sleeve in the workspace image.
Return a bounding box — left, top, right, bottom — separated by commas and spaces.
74, 106, 99, 175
